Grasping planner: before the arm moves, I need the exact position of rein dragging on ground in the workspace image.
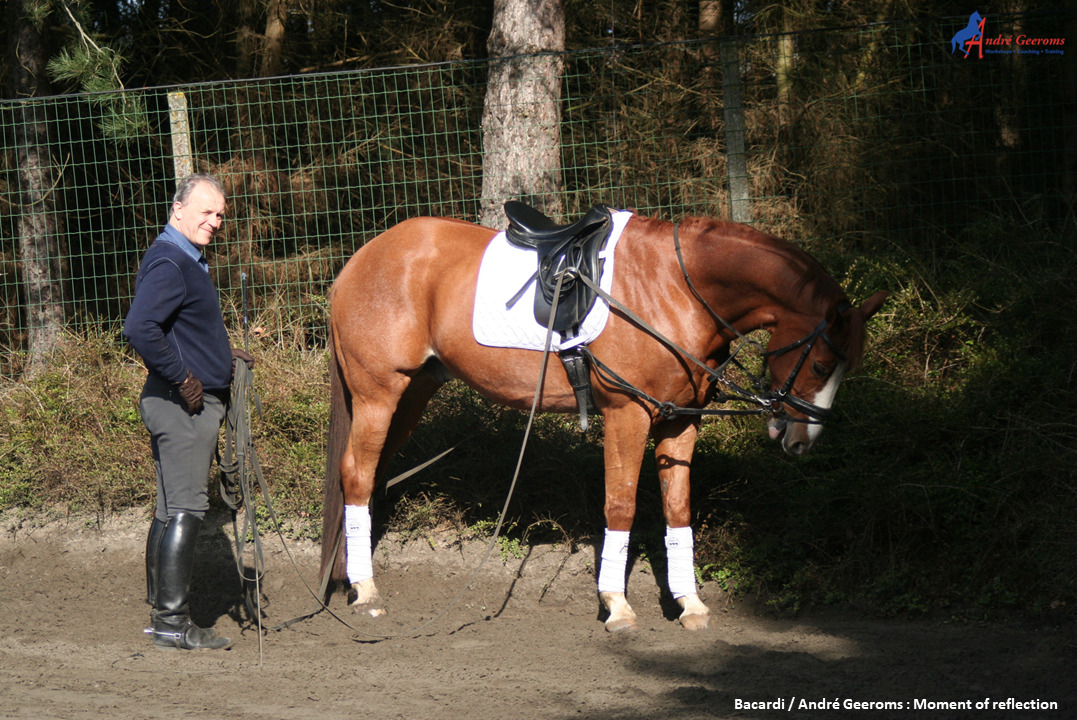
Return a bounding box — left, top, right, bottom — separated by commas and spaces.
219, 360, 264, 653
220, 360, 352, 647
220, 360, 360, 640
276, 272, 572, 641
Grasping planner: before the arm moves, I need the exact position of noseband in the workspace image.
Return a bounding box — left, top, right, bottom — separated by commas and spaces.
761, 313, 848, 424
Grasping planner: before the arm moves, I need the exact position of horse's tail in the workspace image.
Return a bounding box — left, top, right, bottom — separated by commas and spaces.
319, 326, 351, 597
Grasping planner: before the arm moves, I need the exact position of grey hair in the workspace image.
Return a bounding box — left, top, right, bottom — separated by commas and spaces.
173, 174, 226, 205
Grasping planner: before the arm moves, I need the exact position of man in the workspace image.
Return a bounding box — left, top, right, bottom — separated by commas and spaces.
124, 174, 253, 651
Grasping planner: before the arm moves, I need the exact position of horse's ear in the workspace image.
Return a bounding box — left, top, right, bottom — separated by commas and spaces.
859, 291, 889, 320
842, 291, 888, 371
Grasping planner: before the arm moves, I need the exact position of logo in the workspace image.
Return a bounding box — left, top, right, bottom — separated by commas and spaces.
949, 12, 1065, 58
951, 11, 985, 58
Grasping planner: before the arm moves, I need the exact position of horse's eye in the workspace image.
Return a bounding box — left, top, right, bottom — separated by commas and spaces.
812, 361, 828, 377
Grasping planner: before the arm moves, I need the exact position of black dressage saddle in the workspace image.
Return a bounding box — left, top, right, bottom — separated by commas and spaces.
502, 201, 616, 431
504, 200, 614, 335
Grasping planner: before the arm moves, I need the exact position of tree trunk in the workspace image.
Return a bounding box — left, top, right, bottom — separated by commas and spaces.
6, 0, 67, 376
236, 0, 287, 78
478, 0, 565, 229
852, 0, 895, 94
236, 0, 259, 78
260, 0, 288, 77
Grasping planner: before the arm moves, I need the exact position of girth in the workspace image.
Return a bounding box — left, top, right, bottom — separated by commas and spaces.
504, 201, 615, 431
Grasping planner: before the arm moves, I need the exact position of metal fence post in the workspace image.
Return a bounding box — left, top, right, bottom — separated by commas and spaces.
721, 37, 750, 224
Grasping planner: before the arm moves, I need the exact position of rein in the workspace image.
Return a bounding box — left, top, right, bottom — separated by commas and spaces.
271, 272, 573, 642
241, 222, 843, 643
219, 359, 270, 660
221, 364, 376, 643
574, 223, 842, 425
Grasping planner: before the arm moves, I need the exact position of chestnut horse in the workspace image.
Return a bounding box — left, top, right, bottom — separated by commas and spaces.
320, 211, 887, 632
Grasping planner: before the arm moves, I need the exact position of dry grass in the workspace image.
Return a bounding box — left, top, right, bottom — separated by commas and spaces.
2, 206, 1076, 617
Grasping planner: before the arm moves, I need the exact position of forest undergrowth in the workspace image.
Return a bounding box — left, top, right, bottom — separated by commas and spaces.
2, 205, 1075, 619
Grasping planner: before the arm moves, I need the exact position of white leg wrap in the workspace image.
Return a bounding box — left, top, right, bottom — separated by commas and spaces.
665, 525, 697, 599
597, 529, 631, 594
344, 504, 373, 583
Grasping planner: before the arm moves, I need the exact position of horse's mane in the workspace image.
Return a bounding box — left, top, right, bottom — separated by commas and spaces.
676, 216, 837, 303
675, 215, 866, 369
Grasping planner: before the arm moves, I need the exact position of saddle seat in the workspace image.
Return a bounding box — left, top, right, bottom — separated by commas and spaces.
503, 201, 615, 432
505, 201, 612, 249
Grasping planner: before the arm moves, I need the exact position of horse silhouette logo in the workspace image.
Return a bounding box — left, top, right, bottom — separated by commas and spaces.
951, 12, 986, 58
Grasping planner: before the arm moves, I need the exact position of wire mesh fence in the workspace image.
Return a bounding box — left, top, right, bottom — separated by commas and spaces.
1, 12, 1071, 377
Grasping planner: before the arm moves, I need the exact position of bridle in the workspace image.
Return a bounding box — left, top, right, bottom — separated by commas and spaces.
574, 223, 851, 426
761, 313, 849, 423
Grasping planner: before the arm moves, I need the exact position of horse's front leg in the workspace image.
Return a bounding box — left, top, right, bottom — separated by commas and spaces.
597, 406, 651, 632
654, 417, 709, 630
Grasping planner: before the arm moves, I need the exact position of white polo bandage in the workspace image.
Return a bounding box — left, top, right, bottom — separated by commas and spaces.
344, 504, 373, 583
665, 525, 696, 599
597, 528, 631, 594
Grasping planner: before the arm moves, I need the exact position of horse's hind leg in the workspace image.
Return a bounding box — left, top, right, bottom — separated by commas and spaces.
654, 417, 710, 631
379, 368, 445, 477
342, 368, 443, 616
340, 399, 393, 616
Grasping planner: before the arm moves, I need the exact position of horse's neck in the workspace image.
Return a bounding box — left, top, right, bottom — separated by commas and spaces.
687, 220, 834, 330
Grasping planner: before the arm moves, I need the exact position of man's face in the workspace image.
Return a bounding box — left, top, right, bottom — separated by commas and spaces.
171, 182, 226, 248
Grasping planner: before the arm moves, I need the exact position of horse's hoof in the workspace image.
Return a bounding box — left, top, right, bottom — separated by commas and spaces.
350, 602, 386, 618
347, 582, 384, 617
676, 594, 710, 631
599, 591, 637, 633
604, 616, 637, 633
679, 612, 710, 631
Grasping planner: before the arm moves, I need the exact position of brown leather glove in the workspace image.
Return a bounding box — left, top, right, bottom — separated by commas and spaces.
177, 371, 204, 414
231, 347, 255, 370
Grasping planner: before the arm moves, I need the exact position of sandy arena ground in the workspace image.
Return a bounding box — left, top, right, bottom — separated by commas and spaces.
1, 508, 1074, 719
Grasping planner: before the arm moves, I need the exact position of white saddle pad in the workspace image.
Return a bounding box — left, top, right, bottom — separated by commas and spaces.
472, 210, 633, 351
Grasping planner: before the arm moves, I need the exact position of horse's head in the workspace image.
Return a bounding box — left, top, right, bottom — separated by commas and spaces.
762, 291, 888, 456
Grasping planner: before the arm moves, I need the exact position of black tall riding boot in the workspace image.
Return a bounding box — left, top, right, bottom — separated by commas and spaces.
145, 516, 166, 611
149, 512, 232, 651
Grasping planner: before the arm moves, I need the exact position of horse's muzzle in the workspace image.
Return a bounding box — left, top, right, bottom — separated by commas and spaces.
767, 415, 813, 456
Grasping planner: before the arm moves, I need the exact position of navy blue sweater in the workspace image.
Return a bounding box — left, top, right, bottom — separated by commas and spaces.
123, 228, 233, 391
